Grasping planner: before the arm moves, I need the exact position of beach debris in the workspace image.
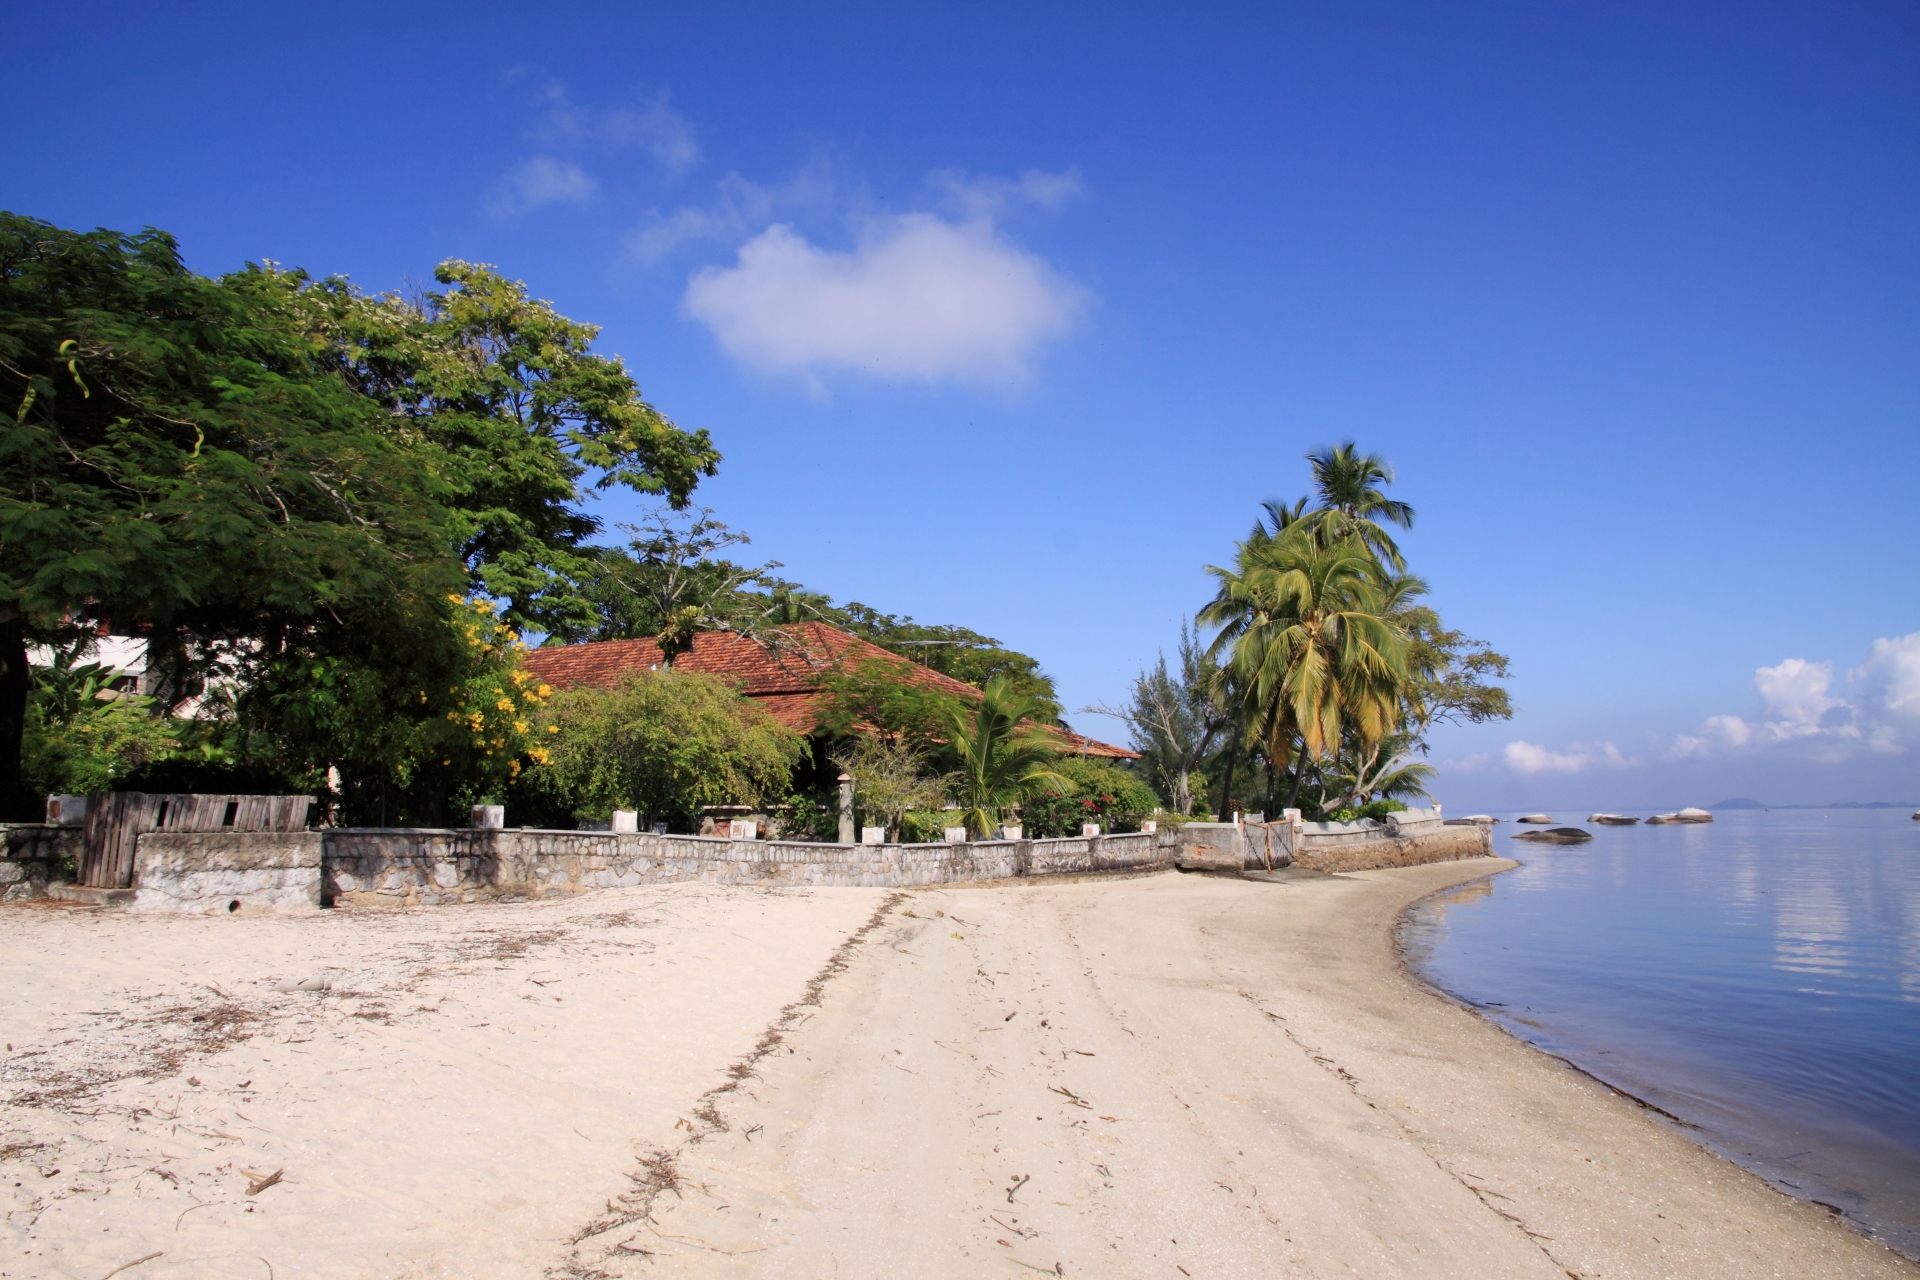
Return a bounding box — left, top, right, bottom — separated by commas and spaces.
1512, 827, 1594, 844
100, 1252, 163, 1280
1646, 808, 1714, 825
1005, 1173, 1030, 1202
274, 976, 332, 993
1588, 814, 1639, 825
1517, 814, 1553, 824
245, 1168, 285, 1196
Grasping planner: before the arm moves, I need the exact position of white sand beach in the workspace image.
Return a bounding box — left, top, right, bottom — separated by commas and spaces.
3, 863, 1913, 1278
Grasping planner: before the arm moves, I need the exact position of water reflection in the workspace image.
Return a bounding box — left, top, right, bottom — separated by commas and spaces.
1407, 810, 1920, 1257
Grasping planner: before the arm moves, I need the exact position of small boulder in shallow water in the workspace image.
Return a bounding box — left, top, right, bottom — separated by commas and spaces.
1517, 813, 1553, 824
1513, 827, 1594, 844
1588, 814, 1639, 825
1445, 814, 1498, 826
1648, 808, 1714, 825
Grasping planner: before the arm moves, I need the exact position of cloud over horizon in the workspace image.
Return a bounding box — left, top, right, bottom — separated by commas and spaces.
682, 212, 1088, 389
1670, 633, 1920, 762
1502, 740, 1632, 775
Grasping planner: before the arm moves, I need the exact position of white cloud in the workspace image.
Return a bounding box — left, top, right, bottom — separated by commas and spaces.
1855, 632, 1920, 723
1752, 657, 1843, 740
683, 214, 1088, 388
601, 92, 702, 175
627, 165, 838, 265
928, 167, 1085, 218
1503, 740, 1631, 775
1671, 632, 1920, 761
534, 85, 701, 175
630, 206, 740, 264
486, 157, 597, 216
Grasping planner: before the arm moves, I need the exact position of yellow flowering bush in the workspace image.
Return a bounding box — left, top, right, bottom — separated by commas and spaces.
418, 596, 550, 798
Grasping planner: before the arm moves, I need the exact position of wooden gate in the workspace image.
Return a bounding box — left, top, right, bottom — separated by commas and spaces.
79, 793, 315, 889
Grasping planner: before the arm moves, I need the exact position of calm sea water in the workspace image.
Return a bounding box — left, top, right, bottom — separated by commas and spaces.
1401, 809, 1920, 1257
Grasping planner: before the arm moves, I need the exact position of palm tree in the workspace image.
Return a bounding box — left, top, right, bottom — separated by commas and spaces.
1198, 524, 1410, 805
946, 675, 1073, 838
1304, 441, 1415, 571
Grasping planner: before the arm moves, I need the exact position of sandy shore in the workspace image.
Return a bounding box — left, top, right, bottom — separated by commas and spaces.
4, 861, 1914, 1278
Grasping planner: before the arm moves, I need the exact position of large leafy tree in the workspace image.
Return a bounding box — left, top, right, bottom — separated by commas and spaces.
244, 260, 722, 639
0, 214, 461, 817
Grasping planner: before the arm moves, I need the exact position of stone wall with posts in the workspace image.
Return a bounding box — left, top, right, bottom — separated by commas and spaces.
320, 827, 1170, 906
129, 832, 323, 915
0, 824, 81, 901
1289, 807, 1491, 873
4, 803, 1493, 911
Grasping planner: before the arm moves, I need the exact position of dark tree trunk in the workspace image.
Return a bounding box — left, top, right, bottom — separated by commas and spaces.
1219, 740, 1239, 821
0, 615, 31, 821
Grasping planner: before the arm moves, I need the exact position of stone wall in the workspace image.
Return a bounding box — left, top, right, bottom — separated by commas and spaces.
130, 832, 323, 915
320, 828, 1169, 906
1291, 823, 1491, 874
0, 824, 80, 901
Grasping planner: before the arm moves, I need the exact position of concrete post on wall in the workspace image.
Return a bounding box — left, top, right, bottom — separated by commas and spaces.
611, 810, 638, 834
472, 805, 504, 829
837, 773, 856, 845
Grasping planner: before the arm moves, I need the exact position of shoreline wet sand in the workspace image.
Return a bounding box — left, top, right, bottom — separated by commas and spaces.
569, 861, 1917, 1278
3, 862, 1913, 1277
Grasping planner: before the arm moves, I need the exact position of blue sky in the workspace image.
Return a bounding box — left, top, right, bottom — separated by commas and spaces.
8, 1, 1917, 809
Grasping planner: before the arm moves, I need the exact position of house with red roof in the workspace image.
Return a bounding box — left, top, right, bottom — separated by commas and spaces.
519, 621, 1137, 761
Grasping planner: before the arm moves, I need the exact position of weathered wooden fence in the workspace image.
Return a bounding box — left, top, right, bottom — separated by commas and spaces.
79, 793, 313, 888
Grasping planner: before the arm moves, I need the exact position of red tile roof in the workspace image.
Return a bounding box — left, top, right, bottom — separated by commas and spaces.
520, 623, 1139, 759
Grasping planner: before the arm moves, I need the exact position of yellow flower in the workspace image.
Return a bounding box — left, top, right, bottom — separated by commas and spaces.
537, 684, 552, 698
495, 698, 515, 712
548, 725, 560, 735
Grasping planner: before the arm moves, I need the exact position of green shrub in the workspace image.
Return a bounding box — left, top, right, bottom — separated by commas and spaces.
521, 668, 805, 833
1327, 799, 1408, 822
1020, 758, 1160, 836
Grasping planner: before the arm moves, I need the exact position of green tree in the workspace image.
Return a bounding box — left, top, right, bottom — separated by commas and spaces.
522, 668, 804, 832
20, 656, 179, 797
1203, 526, 1408, 761
1085, 620, 1226, 815
827, 602, 1061, 719
1301, 440, 1417, 571
832, 735, 947, 841
814, 656, 967, 751
1189, 444, 1508, 818
946, 675, 1071, 838
247, 259, 723, 638
0, 213, 462, 818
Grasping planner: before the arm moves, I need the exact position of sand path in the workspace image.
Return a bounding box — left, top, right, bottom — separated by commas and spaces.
573, 862, 1916, 1279
0, 885, 884, 1279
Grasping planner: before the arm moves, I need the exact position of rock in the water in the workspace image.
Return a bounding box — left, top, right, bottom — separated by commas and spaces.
1444, 814, 1498, 826
1648, 808, 1714, 825
1513, 827, 1594, 843
1588, 813, 1639, 825
1517, 813, 1553, 824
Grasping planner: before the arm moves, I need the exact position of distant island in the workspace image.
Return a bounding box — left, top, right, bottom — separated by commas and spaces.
1711, 798, 1920, 810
